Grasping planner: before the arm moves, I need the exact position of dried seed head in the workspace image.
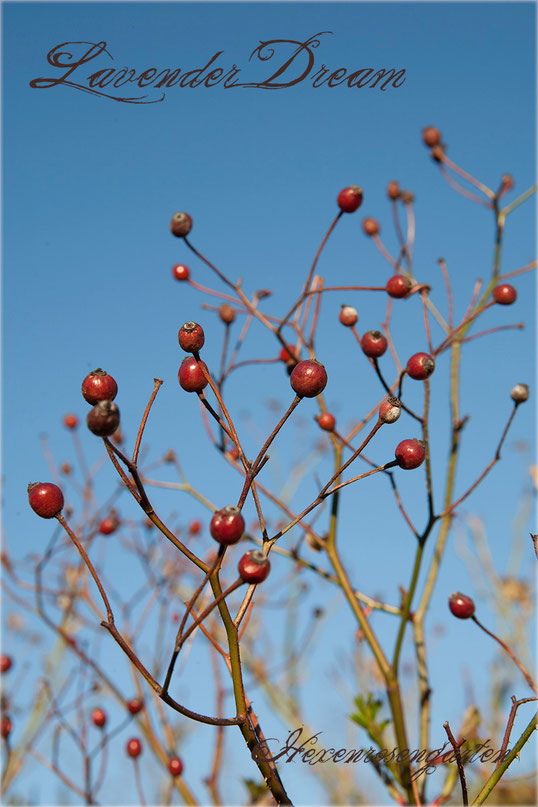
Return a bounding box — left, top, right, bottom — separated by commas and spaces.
379, 397, 402, 424
511, 383, 529, 404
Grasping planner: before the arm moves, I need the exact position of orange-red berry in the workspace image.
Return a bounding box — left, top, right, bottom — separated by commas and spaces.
339, 305, 358, 327
168, 756, 184, 776
361, 330, 387, 358
178, 321, 205, 353
99, 516, 118, 535
126, 737, 142, 758
0, 656, 12, 674
127, 697, 144, 715
210, 506, 245, 545
316, 412, 336, 432
172, 263, 190, 281
91, 708, 107, 728
178, 358, 209, 393
386, 275, 412, 298
362, 217, 380, 237
387, 181, 400, 200
422, 126, 441, 147
63, 414, 78, 429
238, 549, 271, 584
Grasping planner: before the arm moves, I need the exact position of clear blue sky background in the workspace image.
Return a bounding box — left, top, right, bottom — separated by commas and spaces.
2, 2, 536, 804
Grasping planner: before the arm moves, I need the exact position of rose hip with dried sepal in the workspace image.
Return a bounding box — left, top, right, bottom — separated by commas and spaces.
394, 439, 425, 470
337, 185, 363, 213
339, 305, 358, 327
290, 360, 327, 398
170, 212, 192, 238
510, 383, 529, 403
379, 397, 401, 424
178, 321, 205, 353
238, 549, 271, 584
178, 357, 209, 393
87, 401, 120, 437
448, 592, 475, 619
361, 330, 388, 358
28, 482, 64, 519
406, 352, 436, 381
81, 369, 118, 406
386, 275, 412, 299
210, 506, 245, 545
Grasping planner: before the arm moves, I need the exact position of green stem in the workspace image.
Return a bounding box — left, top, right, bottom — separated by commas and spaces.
472, 711, 537, 805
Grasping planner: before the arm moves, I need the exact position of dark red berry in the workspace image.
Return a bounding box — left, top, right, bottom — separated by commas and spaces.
126, 737, 142, 758
379, 397, 401, 424
28, 482, 64, 519
219, 303, 236, 324
290, 360, 327, 398
422, 126, 441, 147
178, 357, 209, 393
189, 519, 202, 536
448, 592, 475, 619
63, 414, 78, 429
178, 321, 205, 353
170, 212, 192, 238
92, 708, 107, 728
210, 506, 245, 545
361, 330, 387, 358
316, 412, 336, 432
406, 352, 435, 381
387, 181, 400, 200
87, 401, 120, 437
386, 275, 412, 298
99, 516, 118, 535
362, 217, 380, 237
337, 185, 363, 213
168, 756, 184, 777
127, 697, 144, 715
172, 263, 190, 281
395, 439, 425, 470
339, 305, 358, 327
1, 715, 12, 739
81, 369, 118, 406
1, 656, 12, 674
492, 283, 517, 305
511, 383, 529, 403
238, 549, 271, 584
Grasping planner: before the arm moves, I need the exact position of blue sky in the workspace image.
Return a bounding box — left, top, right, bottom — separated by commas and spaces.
2, 2, 536, 804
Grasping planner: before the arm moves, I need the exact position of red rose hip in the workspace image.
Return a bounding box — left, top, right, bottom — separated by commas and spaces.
379, 397, 401, 424
92, 708, 107, 728
126, 737, 142, 758
361, 330, 387, 358
339, 305, 358, 327
210, 506, 245, 545
219, 303, 236, 324
172, 263, 190, 281
290, 360, 327, 398
387, 181, 400, 200
178, 358, 209, 393
337, 185, 363, 213
170, 212, 192, 238
238, 549, 271, 584
386, 275, 412, 298
99, 516, 118, 535
1, 715, 12, 739
316, 412, 336, 432
448, 592, 476, 619
178, 321, 205, 353
492, 283, 517, 305
127, 697, 144, 715
87, 401, 120, 437
28, 482, 64, 519
406, 352, 435, 380
395, 439, 425, 470
63, 414, 78, 429
422, 126, 442, 147
168, 756, 184, 777
362, 217, 380, 237
81, 369, 118, 405
0, 656, 12, 674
